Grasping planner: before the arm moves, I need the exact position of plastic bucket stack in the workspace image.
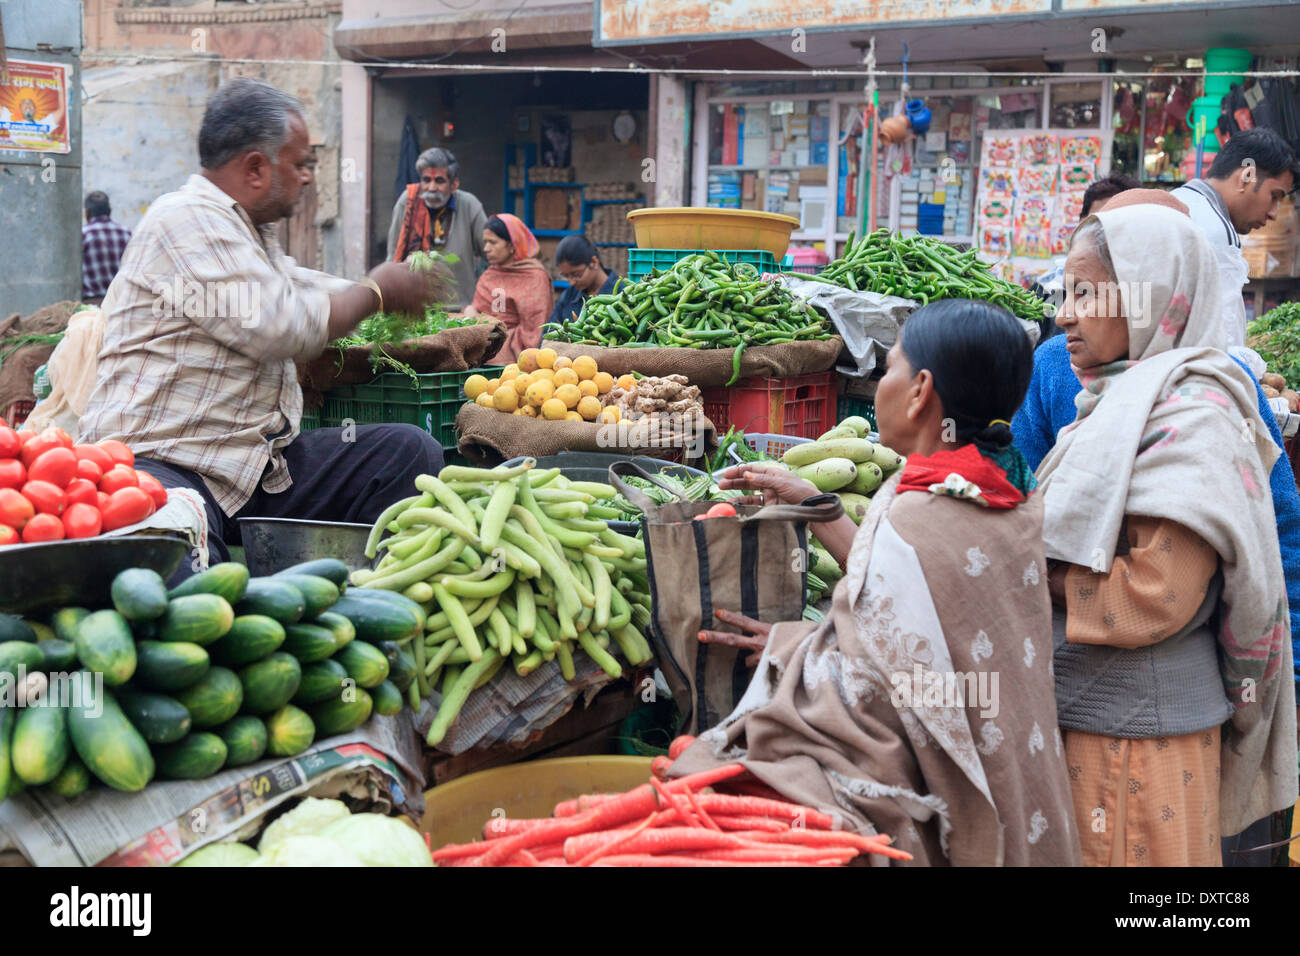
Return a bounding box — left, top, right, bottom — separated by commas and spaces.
1190, 47, 1253, 154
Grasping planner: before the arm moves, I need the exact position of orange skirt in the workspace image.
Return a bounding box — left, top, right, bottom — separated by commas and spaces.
1064, 728, 1221, 866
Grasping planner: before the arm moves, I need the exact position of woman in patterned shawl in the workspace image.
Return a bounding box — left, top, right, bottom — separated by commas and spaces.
672, 300, 1082, 866
1036, 204, 1296, 865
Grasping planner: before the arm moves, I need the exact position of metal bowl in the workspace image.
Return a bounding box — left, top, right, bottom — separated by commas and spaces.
0, 535, 189, 615
237, 517, 373, 578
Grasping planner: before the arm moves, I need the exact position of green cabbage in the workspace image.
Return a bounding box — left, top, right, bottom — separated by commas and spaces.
318, 813, 433, 867
258, 835, 366, 867
257, 797, 352, 853
174, 842, 260, 867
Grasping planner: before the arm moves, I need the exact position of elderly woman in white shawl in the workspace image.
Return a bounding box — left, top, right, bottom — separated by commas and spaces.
1039, 202, 1297, 866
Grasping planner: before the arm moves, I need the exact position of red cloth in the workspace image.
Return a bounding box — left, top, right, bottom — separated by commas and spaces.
894, 444, 1025, 510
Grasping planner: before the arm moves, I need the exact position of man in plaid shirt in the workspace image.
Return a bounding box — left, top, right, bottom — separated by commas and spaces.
81, 191, 132, 301
79, 79, 452, 580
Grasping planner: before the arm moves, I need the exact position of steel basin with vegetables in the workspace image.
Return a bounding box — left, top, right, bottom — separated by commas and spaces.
237, 518, 373, 577
0, 535, 188, 614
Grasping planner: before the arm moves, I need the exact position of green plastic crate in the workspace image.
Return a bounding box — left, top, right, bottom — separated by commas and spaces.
300, 410, 321, 432
837, 396, 876, 431
627, 248, 779, 282
315, 366, 497, 463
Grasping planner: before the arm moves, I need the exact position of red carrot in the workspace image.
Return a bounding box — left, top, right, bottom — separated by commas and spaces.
663, 762, 746, 793
566, 826, 742, 862
482, 816, 552, 839
667, 735, 696, 760
589, 855, 832, 867
553, 793, 620, 817
477, 784, 662, 866
710, 814, 790, 832
575, 810, 661, 867
694, 793, 835, 828
685, 847, 857, 864
432, 840, 491, 863
682, 785, 723, 831
650, 755, 673, 779
651, 776, 699, 828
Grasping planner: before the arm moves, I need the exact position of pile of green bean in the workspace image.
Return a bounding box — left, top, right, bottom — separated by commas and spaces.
817, 229, 1051, 325
544, 251, 833, 385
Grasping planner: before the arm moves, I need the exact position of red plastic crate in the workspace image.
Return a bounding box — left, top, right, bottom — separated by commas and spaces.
702, 372, 836, 438
2, 401, 34, 428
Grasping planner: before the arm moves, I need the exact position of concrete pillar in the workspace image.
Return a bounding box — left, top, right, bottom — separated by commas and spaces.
340, 60, 371, 277
653, 73, 689, 207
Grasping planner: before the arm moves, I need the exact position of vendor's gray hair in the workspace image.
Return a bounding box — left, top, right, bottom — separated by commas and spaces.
1069, 216, 1116, 280
416, 147, 459, 179
198, 78, 304, 170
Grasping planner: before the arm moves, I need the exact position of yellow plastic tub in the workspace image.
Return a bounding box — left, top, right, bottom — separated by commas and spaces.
626, 207, 800, 258
421, 755, 655, 849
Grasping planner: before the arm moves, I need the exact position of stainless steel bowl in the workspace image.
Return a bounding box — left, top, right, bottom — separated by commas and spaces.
237, 517, 373, 577
0, 535, 189, 615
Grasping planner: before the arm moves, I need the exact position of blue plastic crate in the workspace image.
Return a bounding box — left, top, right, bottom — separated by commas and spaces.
627, 248, 779, 282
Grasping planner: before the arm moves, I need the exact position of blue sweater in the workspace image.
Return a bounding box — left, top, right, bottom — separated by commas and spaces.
1013, 334, 1300, 688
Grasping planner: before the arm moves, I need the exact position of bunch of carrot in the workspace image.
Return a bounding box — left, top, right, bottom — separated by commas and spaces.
432, 737, 911, 867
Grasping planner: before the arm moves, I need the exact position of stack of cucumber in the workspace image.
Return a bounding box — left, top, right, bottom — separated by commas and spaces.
352, 459, 656, 748
0, 558, 425, 802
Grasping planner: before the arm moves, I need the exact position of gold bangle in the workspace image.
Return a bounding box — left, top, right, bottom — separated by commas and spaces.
359, 277, 383, 314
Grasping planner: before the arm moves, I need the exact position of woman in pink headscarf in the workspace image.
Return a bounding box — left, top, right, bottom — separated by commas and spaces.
464, 213, 554, 365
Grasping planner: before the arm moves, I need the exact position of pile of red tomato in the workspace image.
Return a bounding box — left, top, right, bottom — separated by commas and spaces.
0, 421, 167, 546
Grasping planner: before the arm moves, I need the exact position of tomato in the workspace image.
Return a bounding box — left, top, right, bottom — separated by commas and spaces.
101, 486, 154, 531
21, 513, 64, 543
27, 447, 77, 488
0, 426, 19, 459
21, 480, 67, 516
62, 502, 103, 539
704, 502, 738, 518
136, 471, 168, 510
65, 478, 99, 508
0, 524, 18, 546
97, 491, 110, 510
20, 433, 61, 469
75, 458, 103, 483
0, 459, 25, 490
0, 488, 35, 531
17, 430, 37, 447
97, 439, 135, 468
98, 465, 140, 495
73, 444, 115, 472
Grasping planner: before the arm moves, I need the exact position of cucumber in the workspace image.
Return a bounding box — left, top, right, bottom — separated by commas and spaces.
45, 753, 91, 798
843, 461, 884, 496
0, 707, 12, 799
293, 659, 349, 705
784, 438, 874, 468
346, 588, 427, 631
115, 689, 192, 744
264, 705, 315, 757
74, 611, 136, 686
313, 611, 355, 652
37, 638, 77, 671
110, 568, 170, 622
0, 641, 44, 678
274, 558, 350, 588
838, 492, 873, 525
238, 653, 302, 714
11, 704, 68, 785
173, 667, 243, 728
379, 642, 415, 693
49, 608, 90, 644
158, 594, 235, 646
328, 593, 422, 644
371, 680, 403, 717
310, 688, 373, 737
0, 614, 37, 643
235, 578, 306, 625
134, 641, 210, 693
155, 733, 228, 780
333, 641, 389, 689
282, 622, 338, 664
168, 562, 250, 604
217, 716, 267, 768
273, 574, 339, 619
68, 676, 154, 792
793, 457, 858, 492
28, 622, 56, 643
208, 615, 286, 668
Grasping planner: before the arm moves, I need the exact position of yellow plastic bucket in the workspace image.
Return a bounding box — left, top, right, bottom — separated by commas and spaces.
626, 207, 799, 258
421, 755, 655, 849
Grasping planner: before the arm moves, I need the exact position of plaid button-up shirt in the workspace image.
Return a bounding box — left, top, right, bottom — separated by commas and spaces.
82, 216, 133, 298
79, 175, 351, 515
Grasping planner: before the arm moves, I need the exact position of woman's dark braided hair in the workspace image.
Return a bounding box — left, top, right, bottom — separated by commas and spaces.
898, 299, 1034, 454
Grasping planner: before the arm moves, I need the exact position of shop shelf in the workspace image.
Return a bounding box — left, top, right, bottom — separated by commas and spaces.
627, 248, 779, 282
701, 371, 836, 439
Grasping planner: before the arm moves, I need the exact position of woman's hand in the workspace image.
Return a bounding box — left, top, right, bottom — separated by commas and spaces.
462, 304, 481, 317
698, 609, 774, 667
716, 462, 819, 507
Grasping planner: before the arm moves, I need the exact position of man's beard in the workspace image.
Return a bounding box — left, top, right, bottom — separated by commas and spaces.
253, 171, 295, 222
422, 190, 449, 210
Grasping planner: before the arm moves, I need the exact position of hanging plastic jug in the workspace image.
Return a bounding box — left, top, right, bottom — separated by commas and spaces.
905, 99, 932, 136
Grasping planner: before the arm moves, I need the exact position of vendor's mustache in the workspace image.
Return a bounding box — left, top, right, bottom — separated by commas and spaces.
421, 190, 449, 205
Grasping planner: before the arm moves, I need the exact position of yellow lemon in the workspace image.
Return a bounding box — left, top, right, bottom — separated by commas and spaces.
541, 398, 568, 421
577, 395, 603, 421
525, 379, 555, 407
463, 374, 489, 400
598, 406, 621, 425
532, 367, 556, 384
475, 392, 495, 408
564, 411, 584, 422
519, 403, 537, 417
518, 349, 540, 374
593, 371, 614, 394
513, 376, 531, 397
573, 355, 599, 380
553, 367, 580, 388
616, 374, 637, 391
500, 363, 520, 382
484, 377, 501, 395
536, 347, 558, 370
493, 386, 519, 412
578, 380, 599, 399
553, 355, 573, 371
555, 383, 582, 410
